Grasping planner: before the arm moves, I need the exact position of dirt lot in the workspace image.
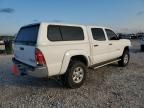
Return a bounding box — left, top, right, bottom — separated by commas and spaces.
0, 40, 144, 108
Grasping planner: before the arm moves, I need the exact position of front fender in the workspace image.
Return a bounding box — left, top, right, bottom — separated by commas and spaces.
120, 39, 131, 47
60, 50, 90, 75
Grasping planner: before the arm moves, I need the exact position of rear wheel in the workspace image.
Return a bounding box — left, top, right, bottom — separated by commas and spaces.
118, 49, 130, 67
62, 60, 87, 89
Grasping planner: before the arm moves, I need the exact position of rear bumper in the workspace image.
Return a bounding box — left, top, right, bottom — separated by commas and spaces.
12, 58, 48, 78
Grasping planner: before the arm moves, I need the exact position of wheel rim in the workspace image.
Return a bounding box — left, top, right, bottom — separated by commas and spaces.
124, 54, 129, 64
72, 67, 84, 83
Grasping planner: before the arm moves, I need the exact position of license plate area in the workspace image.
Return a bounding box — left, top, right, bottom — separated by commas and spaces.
17, 64, 27, 76
11, 63, 27, 76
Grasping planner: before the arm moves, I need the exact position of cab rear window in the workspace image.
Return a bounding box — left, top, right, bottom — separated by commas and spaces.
15, 24, 39, 45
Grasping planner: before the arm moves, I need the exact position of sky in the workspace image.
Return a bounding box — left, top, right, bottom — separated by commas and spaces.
0, 0, 144, 35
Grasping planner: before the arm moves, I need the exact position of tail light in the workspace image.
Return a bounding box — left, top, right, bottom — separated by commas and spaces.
35, 48, 46, 66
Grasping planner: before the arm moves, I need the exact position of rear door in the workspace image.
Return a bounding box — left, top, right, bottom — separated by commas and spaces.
14, 24, 40, 67
89, 27, 109, 64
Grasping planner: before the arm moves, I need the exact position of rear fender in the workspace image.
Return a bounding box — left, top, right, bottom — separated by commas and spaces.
60, 50, 89, 75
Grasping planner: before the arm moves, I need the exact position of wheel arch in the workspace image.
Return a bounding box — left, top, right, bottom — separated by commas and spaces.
70, 55, 88, 66
60, 50, 90, 75
124, 46, 129, 52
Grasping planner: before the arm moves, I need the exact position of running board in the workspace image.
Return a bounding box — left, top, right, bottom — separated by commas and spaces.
92, 59, 121, 69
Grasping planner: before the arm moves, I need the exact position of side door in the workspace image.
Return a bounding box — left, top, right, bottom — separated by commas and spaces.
105, 29, 122, 60
89, 27, 109, 64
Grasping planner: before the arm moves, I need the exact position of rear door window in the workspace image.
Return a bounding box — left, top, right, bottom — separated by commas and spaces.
15, 25, 39, 45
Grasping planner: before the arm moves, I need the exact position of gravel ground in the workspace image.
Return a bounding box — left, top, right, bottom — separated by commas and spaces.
0, 40, 144, 108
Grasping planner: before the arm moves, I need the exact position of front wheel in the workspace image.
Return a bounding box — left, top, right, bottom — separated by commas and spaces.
118, 50, 130, 67
62, 60, 87, 89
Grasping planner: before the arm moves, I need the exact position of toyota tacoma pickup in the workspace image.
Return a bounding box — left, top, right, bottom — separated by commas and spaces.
12, 23, 131, 88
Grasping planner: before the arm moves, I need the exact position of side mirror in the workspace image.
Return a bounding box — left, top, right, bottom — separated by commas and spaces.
117, 36, 121, 40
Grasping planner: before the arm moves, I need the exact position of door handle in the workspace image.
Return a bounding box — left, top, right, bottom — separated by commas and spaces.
94, 45, 99, 47
109, 43, 112, 45
20, 47, 24, 50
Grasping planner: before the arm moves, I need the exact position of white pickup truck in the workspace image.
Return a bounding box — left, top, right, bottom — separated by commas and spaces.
12, 23, 131, 88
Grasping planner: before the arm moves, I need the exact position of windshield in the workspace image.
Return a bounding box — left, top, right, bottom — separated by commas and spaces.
15, 24, 39, 45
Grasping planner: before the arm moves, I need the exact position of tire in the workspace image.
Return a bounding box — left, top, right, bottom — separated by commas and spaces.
118, 49, 130, 67
62, 60, 87, 89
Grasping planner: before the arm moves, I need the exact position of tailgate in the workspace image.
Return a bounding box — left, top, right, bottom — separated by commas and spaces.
14, 44, 36, 67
